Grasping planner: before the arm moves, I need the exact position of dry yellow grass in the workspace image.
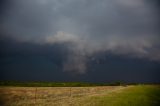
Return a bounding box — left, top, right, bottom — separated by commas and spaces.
0, 86, 125, 106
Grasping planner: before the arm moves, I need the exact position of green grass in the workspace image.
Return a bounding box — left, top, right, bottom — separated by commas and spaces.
81, 85, 160, 106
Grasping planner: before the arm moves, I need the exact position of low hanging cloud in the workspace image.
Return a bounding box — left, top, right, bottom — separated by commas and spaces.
44, 30, 160, 73
1, 0, 160, 73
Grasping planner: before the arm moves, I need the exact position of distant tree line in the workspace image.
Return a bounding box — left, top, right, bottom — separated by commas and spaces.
0, 81, 153, 87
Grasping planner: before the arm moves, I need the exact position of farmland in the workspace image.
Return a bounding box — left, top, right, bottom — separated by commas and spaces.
0, 85, 160, 106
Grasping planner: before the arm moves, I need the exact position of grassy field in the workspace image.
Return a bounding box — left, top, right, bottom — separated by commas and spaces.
0, 85, 159, 106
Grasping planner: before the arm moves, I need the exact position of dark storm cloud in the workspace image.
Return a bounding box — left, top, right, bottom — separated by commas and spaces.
0, 37, 160, 83
2, 37, 158, 83
1, 0, 160, 73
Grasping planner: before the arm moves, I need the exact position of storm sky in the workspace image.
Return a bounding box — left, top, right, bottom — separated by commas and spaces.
0, 0, 160, 83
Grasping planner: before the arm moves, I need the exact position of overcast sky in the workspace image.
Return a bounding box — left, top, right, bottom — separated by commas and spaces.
0, 0, 160, 83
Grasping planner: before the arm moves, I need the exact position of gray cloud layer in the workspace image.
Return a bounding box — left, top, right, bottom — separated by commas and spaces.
1, 0, 160, 73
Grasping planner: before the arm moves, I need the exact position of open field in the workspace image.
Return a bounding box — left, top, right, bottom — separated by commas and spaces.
0, 85, 160, 106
